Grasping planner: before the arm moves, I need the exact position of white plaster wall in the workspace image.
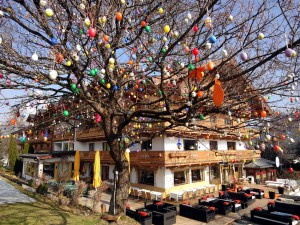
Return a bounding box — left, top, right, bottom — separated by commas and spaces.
236, 141, 246, 150
94, 142, 102, 151
151, 137, 164, 151
109, 165, 114, 180
74, 141, 87, 151
164, 136, 180, 151
198, 139, 210, 151
204, 166, 210, 181
155, 167, 166, 188
37, 163, 43, 178
218, 140, 228, 150
130, 167, 138, 183
164, 168, 174, 188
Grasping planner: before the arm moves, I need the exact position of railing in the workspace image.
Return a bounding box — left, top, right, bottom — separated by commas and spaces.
52, 132, 74, 142
76, 127, 104, 140
27, 134, 53, 143
80, 150, 261, 167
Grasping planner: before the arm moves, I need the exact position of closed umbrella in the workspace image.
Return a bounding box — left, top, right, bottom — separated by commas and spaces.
93, 150, 101, 188
73, 150, 80, 181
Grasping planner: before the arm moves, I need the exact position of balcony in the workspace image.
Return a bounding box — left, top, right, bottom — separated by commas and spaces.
80, 150, 261, 168
53, 132, 74, 142
76, 127, 105, 141
26, 134, 53, 144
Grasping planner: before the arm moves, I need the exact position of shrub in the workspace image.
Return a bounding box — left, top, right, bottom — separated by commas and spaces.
36, 183, 48, 195
27, 179, 33, 187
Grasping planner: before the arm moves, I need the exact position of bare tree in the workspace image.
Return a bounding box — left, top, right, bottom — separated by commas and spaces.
0, 0, 300, 214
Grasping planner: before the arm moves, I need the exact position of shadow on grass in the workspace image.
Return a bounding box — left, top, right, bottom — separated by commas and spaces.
0, 175, 101, 225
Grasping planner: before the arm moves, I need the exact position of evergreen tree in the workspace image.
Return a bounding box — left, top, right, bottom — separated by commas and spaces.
8, 136, 18, 170
23, 142, 29, 154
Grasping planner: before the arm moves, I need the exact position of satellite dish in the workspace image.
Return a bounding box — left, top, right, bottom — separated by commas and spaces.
275, 157, 280, 168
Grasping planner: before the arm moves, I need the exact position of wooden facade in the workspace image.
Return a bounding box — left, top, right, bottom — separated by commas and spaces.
80, 150, 261, 168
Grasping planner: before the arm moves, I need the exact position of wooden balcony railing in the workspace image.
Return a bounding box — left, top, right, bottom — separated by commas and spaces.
76, 127, 104, 141
52, 132, 74, 142
27, 134, 53, 144
80, 150, 261, 167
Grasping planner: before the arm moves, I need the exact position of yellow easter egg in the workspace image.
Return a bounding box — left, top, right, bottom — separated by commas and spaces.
164, 25, 170, 33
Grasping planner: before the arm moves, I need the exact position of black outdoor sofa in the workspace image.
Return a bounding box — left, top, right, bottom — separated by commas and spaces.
199, 198, 232, 215
145, 200, 177, 213
179, 203, 216, 223
251, 208, 299, 225
268, 200, 300, 217
219, 190, 255, 207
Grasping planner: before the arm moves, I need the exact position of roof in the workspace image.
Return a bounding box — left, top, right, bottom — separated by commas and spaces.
19, 154, 51, 160
244, 158, 276, 169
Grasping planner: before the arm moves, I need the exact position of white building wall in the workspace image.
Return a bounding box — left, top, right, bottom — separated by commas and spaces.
164, 168, 174, 188
204, 166, 210, 181
155, 167, 166, 188
218, 140, 228, 150
151, 137, 164, 151
74, 141, 87, 151
164, 136, 180, 151
198, 139, 210, 150
130, 167, 138, 183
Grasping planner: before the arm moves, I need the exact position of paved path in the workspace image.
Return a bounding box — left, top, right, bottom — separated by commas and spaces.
0, 177, 35, 204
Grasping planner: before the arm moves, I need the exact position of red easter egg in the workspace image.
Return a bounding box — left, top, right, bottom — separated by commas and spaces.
88, 28, 96, 37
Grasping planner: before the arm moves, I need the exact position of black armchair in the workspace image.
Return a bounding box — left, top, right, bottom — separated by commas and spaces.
152, 209, 176, 225
126, 208, 152, 225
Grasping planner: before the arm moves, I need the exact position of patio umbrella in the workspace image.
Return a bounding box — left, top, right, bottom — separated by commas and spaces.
93, 150, 101, 188
73, 150, 80, 181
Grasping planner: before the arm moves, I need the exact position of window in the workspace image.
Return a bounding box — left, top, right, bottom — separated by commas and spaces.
63, 143, 69, 151
191, 169, 202, 182
224, 119, 233, 125
139, 170, 154, 186
210, 116, 216, 123
141, 140, 152, 151
103, 142, 110, 151
209, 141, 218, 150
183, 139, 197, 150
101, 165, 109, 181
89, 143, 95, 151
174, 171, 186, 185
227, 142, 236, 150
210, 165, 219, 180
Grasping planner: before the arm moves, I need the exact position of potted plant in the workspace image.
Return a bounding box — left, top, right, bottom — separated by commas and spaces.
278, 186, 284, 194
269, 190, 275, 199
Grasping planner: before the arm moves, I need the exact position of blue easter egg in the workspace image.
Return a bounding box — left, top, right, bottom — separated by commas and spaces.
209, 35, 217, 44
51, 37, 57, 45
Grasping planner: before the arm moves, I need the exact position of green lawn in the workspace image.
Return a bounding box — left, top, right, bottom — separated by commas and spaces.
0, 197, 106, 225
0, 172, 137, 225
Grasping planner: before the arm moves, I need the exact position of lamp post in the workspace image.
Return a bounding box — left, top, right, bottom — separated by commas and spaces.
113, 170, 118, 215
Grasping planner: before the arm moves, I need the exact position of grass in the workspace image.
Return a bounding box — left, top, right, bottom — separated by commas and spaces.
0, 176, 105, 225
0, 174, 137, 225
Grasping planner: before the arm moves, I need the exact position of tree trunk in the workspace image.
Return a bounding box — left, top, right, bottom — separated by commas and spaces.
108, 139, 130, 215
